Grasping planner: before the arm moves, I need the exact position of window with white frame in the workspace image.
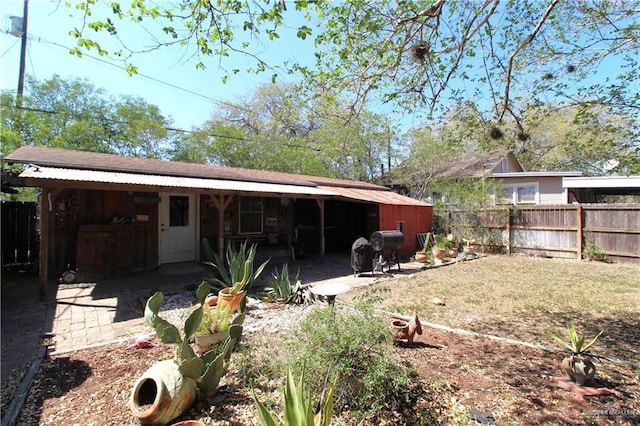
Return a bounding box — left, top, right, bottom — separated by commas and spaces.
239, 197, 263, 234
495, 182, 539, 205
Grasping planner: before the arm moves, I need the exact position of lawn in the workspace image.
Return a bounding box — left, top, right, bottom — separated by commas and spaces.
342, 255, 640, 364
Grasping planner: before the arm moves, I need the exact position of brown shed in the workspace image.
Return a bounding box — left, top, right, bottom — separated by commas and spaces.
4, 146, 432, 290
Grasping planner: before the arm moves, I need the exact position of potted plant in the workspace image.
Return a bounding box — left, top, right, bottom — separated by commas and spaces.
130, 282, 245, 424
194, 301, 234, 354
551, 326, 604, 386
444, 233, 459, 259
415, 232, 431, 264
462, 237, 475, 254
205, 241, 269, 312
432, 234, 448, 263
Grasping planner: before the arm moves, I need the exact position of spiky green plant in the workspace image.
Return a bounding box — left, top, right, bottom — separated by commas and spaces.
264, 263, 301, 302
203, 240, 269, 293
551, 326, 603, 355
253, 368, 337, 426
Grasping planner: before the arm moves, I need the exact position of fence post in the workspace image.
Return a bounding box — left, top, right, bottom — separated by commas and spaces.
506, 206, 512, 254
576, 204, 583, 260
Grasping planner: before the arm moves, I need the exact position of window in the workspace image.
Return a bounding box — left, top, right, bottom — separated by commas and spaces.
239, 197, 263, 234
169, 196, 190, 226
496, 183, 539, 205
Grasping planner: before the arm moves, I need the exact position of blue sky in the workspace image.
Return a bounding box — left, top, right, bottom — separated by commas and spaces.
0, 1, 318, 130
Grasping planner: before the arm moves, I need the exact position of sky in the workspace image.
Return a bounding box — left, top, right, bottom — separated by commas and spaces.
0, 0, 317, 131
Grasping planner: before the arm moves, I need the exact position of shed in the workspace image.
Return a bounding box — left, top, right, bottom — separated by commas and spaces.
4, 146, 432, 291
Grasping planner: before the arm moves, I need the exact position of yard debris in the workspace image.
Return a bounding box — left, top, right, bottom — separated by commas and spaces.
432, 297, 446, 306
127, 334, 156, 349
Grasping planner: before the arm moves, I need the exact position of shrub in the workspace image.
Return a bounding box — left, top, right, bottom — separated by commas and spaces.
284, 304, 418, 418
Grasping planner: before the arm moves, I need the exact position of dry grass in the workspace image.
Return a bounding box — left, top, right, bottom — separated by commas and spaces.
342, 255, 640, 364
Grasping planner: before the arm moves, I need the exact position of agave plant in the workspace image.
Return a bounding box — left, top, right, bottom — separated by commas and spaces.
253, 368, 337, 426
551, 326, 603, 356
551, 326, 603, 386
203, 239, 269, 294
264, 263, 302, 303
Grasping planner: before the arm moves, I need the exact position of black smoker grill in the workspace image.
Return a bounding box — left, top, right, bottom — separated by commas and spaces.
369, 227, 404, 272
351, 237, 375, 276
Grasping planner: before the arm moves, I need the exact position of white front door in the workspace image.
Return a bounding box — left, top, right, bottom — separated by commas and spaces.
159, 193, 197, 264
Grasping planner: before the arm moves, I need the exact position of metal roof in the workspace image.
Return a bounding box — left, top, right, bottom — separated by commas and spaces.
317, 186, 430, 206
19, 166, 335, 196
563, 176, 640, 189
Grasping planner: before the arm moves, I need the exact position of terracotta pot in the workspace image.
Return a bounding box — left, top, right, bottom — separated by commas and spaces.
447, 248, 459, 259
171, 421, 206, 426
194, 331, 229, 354
432, 247, 446, 260
463, 246, 474, 254
130, 360, 197, 425
415, 252, 429, 263
205, 294, 218, 307
561, 354, 596, 386
217, 288, 246, 313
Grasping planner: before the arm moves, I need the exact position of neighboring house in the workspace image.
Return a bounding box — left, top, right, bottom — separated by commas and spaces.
428, 149, 583, 205
3, 146, 432, 289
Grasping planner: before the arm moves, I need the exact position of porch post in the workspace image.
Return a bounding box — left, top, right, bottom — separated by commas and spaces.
209, 192, 234, 257
39, 188, 49, 298
315, 198, 325, 260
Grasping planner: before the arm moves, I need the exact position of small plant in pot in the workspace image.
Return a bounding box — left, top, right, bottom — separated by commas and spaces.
462, 237, 475, 254
551, 326, 604, 386
205, 241, 269, 312
444, 233, 459, 259
415, 233, 432, 264
194, 301, 234, 354
432, 234, 448, 263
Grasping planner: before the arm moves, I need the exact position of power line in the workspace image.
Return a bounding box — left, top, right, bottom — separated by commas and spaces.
4, 103, 321, 151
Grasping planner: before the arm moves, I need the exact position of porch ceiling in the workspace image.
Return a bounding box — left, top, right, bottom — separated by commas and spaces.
19, 165, 335, 196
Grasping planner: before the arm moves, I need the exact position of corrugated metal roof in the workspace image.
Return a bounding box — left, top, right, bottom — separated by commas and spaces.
317, 186, 431, 206
19, 165, 431, 206
19, 166, 335, 196
6, 146, 384, 190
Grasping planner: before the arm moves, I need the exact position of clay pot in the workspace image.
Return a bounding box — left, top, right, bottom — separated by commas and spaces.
415, 252, 429, 263
205, 294, 218, 307
194, 331, 229, 354
171, 421, 206, 426
463, 246, 474, 254
217, 288, 245, 313
561, 354, 596, 386
130, 360, 197, 425
447, 248, 459, 259
432, 247, 446, 260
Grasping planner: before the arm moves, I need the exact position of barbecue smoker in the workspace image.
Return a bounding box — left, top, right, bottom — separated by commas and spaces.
370, 223, 404, 273
351, 237, 375, 276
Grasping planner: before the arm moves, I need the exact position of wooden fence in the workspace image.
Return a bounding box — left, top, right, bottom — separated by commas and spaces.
449, 204, 640, 264
1, 201, 39, 266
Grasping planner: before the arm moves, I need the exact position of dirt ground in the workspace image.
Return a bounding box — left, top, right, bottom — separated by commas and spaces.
4, 320, 639, 426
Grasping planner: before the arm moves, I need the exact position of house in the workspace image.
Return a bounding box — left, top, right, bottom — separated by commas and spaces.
430, 149, 583, 205
3, 146, 432, 290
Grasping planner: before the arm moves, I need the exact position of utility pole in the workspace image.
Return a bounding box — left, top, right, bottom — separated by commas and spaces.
17, 0, 29, 101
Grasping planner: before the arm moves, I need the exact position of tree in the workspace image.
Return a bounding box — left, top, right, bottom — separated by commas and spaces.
170, 83, 394, 181
70, 1, 639, 131
1, 75, 174, 158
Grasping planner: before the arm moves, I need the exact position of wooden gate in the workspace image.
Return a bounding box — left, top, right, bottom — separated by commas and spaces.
1, 201, 38, 266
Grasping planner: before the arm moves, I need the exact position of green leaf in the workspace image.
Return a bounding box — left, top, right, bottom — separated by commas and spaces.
252, 389, 281, 426
153, 317, 182, 344
184, 306, 203, 340
144, 291, 163, 324
179, 356, 204, 380
196, 281, 212, 305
